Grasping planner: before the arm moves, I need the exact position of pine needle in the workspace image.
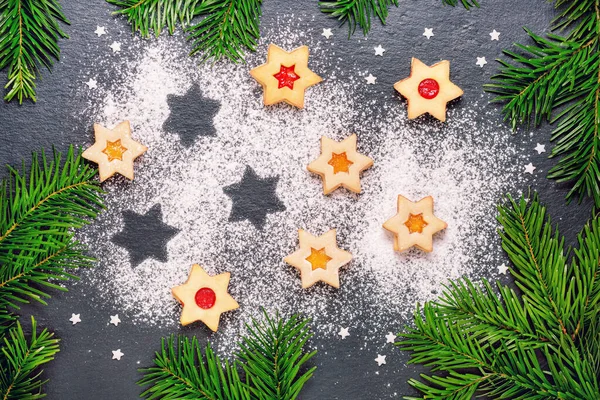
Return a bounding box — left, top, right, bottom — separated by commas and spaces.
0, 0, 70, 103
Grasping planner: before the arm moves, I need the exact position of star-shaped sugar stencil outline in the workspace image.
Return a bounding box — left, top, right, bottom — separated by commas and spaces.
95, 26, 107, 37
374, 45, 386, 56
223, 166, 286, 230
476, 57, 488, 68
69, 313, 81, 325
375, 354, 387, 366
490, 29, 501, 41
322, 28, 333, 39
423, 28, 434, 39
365, 74, 377, 84
338, 327, 350, 339
162, 84, 221, 148
524, 163, 536, 174
111, 204, 180, 268
112, 349, 124, 360
535, 143, 546, 154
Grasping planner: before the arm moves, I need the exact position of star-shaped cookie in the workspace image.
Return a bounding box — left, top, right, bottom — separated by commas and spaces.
172, 264, 239, 332
250, 44, 322, 108
393, 58, 463, 122
284, 229, 352, 288
383, 195, 447, 252
307, 134, 374, 194
82, 121, 147, 182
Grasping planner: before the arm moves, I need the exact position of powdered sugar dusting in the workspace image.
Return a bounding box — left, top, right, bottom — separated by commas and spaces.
76, 22, 523, 355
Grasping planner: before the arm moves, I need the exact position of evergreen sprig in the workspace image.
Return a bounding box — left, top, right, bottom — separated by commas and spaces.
106, 0, 262, 63
139, 311, 316, 399
485, 1, 600, 207
0, 0, 69, 103
0, 317, 60, 400
318, 0, 477, 35
400, 193, 600, 399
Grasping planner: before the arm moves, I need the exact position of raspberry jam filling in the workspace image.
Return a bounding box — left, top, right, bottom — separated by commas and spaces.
418, 78, 440, 99
274, 65, 301, 89
195, 287, 216, 309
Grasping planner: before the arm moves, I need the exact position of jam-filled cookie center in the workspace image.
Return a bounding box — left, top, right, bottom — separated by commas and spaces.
328, 152, 354, 174
404, 213, 428, 234
418, 78, 440, 99
102, 139, 128, 162
274, 64, 301, 89
195, 287, 216, 309
306, 247, 332, 270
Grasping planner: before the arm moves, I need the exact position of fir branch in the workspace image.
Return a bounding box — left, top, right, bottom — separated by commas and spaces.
238, 311, 316, 400
486, 2, 600, 206
0, 0, 69, 103
139, 312, 316, 400
318, 0, 399, 35
187, 0, 262, 63
0, 146, 103, 309
400, 193, 600, 399
106, 0, 201, 37
0, 317, 60, 400
441, 0, 479, 9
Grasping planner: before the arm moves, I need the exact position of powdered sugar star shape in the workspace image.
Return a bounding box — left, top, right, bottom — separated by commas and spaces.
322, 28, 333, 39
112, 349, 124, 360
374, 45, 385, 56
375, 354, 387, 366
110, 41, 121, 53
423, 28, 434, 39
385, 332, 396, 344
110, 314, 121, 326
535, 143, 546, 154
498, 263, 509, 275
339, 327, 350, 339
490, 29, 500, 41
69, 313, 81, 325
524, 163, 536, 174
365, 74, 377, 84
476, 57, 488, 68
85, 78, 97, 90
95, 26, 106, 37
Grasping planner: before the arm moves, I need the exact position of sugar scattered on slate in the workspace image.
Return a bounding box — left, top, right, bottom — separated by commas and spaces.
76, 24, 523, 356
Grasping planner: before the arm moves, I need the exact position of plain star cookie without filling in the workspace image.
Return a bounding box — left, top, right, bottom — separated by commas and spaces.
307, 134, 374, 195
383, 195, 447, 252
250, 44, 322, 108
284, 229, 352, 288
393, 58, 463, 122
82, 121, 147, 182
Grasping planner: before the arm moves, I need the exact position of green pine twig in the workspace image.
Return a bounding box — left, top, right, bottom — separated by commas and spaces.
318, 0, 399, 35
0, 317, 60, 400
400, 193, 600, 399
139, 311, 316, 399
0, 146, 104, 311
441, 0, 479, 8
106, 0, 201, 37
0, 0, 70, 103
187, 0, 262, 63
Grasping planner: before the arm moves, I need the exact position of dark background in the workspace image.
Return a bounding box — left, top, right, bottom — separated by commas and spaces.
0, 1, 595, 399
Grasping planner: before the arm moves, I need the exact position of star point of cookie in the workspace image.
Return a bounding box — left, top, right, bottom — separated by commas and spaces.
393, 58, 463, 122
308, 134, 373, 195
250, 44, 322, 108
82, 121, 147, 182
172, 264, 239, 332
383, 195, 447, 252
284, 229, 352, 288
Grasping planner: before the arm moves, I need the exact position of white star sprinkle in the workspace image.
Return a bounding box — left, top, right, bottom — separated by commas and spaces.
112, 349, 124, 360
95, 26, 107, 37
534, 143, 546, 154
322, 28, 333, 39
524, 163, 536, 174
423, 28, 434, 39
110, 314, 121, 326
338, 327, 350, 339
375, 354, 387, 366
365, 74, 377, 84
490, 29, 500, 41
69, 313, 81, 325
498, 263, 509, 274
109, 42, 121, 53
374, 45, 386, 56
385, 332, 396, 344
85, 78, 97, 90
476, 57, 488, 68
